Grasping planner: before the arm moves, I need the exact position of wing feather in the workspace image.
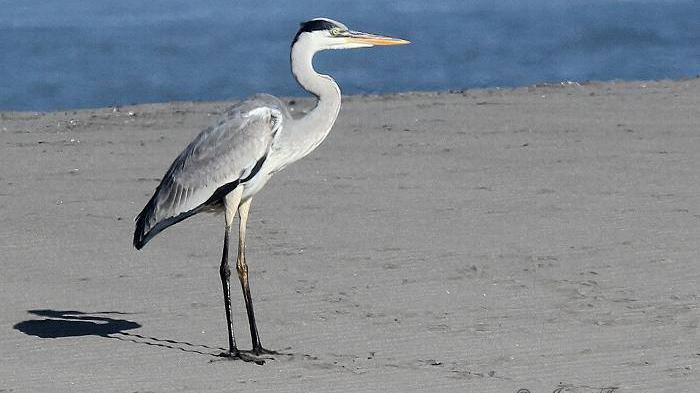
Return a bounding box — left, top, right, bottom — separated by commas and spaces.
134, 96, 285, 249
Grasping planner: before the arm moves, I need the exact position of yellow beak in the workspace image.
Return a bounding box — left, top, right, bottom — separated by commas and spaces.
346, 32, 411, 46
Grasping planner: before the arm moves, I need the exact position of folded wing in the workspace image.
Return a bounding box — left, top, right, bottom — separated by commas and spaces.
134, 95, 285, 249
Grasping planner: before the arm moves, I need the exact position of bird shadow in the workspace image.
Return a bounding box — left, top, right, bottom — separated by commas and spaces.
13, 309, 226, 357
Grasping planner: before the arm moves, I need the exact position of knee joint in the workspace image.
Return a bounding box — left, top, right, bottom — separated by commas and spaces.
220, 263, 231, 279
236, 262, 248, 276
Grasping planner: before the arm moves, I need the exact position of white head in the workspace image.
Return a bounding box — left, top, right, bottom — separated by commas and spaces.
292, 18, 410, 51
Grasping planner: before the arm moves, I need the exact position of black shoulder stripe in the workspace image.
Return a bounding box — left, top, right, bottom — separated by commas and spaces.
243, 154, 267, 182
203, 154, 267, 206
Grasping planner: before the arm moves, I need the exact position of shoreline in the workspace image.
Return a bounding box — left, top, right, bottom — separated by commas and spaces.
1, 76, 698, 115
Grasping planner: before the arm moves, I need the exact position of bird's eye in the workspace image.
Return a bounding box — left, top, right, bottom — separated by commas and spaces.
330, 27, 342, 36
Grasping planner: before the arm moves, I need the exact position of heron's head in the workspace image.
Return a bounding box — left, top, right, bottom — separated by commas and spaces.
292, 18, 410, 50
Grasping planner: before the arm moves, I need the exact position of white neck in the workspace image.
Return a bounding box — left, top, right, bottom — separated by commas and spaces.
284, 36, 342, 162
291, 39, 341, 103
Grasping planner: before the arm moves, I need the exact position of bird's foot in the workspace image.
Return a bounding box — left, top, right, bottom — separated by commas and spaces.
217, 350, 266, 365
252, 346, 281, 356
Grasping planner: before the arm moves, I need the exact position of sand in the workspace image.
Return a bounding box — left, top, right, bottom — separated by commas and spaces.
1, 79, 698, 392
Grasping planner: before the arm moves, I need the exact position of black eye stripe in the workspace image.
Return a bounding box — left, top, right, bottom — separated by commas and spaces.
292, 19, 345, 45
299, 19, 340, 33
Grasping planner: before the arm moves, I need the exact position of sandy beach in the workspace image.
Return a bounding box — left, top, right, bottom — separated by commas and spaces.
1, 79, 698, 392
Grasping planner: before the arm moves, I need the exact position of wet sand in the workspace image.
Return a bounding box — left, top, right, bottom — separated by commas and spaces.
1, 79, 698, 392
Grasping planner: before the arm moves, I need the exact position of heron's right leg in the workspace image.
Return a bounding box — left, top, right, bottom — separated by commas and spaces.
236, 198, 277, 355
218, 189, 263, 364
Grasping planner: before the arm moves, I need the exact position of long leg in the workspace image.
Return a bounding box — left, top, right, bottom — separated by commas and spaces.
220, 221, 236, 354
237, 198, 277, 355
219, 189, 241, 356
219, 190, 263, 364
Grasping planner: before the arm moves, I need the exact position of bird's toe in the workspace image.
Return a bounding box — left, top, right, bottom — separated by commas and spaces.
216, 350, 266, 365
252, 346, 282, 356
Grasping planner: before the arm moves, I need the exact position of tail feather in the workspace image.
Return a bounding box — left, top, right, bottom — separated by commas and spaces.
133, 195, 157, 250
133, 192, 201, 250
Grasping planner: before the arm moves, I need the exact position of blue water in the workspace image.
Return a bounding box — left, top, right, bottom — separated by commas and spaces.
1, 0, 698, 111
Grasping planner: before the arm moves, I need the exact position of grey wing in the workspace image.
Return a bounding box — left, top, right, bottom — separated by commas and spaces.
134, 97, 285, 249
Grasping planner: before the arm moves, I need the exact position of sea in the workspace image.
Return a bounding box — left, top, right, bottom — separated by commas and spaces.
0, 0, 698, 111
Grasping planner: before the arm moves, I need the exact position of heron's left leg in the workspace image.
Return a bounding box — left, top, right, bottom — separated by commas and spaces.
217, 190, 264, 364
237, 198, 278, 355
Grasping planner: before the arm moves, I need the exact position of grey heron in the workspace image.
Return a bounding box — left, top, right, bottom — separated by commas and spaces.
133, 18, 409, 364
